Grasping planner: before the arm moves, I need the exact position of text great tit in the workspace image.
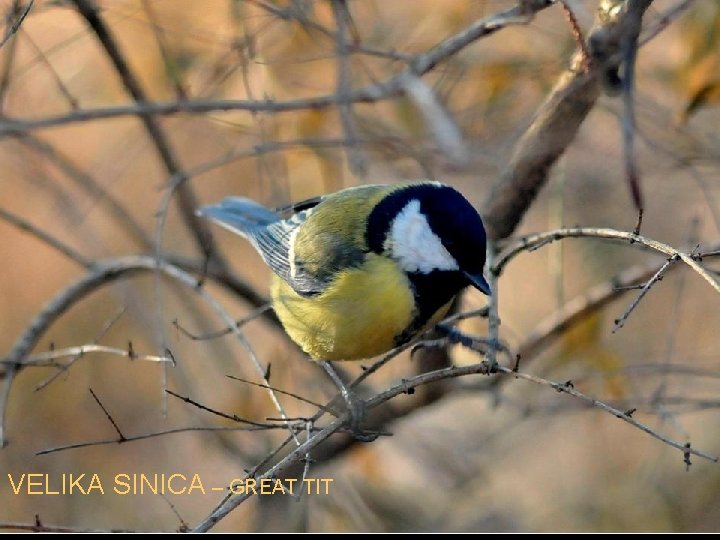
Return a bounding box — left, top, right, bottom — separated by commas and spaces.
199, 182, 491, 361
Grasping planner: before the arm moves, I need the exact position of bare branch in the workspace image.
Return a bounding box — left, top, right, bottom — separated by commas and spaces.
0, 522, 134, 533
612, 255, 679, 332
482, 0, 654, 241
165, 389, 278, 428
494, 227, 720, 294
192, 353, 717, 531
0, 1, 556, 136
14, 133, 151, 250
0, 0, 34, 50
36, 426, 284, 457
332, 0, 367, 176
34, 307, 127, 391
399, 73, 468, 167
88, 387, 126, 441
619, 1, 644, 229
0, 255, 270, 447
70, 0, 222, 265
0, 206, 91, 267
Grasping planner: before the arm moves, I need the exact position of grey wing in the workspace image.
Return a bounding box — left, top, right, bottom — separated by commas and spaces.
254, 211, 330, 296
198, 198, 327, 296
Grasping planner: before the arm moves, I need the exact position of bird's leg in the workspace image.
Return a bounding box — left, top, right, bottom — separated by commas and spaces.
320, 361, 379, 442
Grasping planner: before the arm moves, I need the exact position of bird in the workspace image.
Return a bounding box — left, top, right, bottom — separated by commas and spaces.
198, 181, 491, 362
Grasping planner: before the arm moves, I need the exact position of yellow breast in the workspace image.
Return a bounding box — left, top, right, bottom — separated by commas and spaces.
270, 254, 418, 360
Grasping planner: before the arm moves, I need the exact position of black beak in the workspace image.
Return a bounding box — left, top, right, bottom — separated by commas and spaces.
464, 271, 492, 295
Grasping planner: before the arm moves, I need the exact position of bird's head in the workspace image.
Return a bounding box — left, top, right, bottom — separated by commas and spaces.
366, 182, 491, 295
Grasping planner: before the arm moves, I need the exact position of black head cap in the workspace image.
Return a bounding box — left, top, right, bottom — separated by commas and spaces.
367, 183, 490, 295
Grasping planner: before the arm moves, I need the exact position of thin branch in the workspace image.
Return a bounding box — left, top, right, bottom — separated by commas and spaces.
0, 1, 557, 136
0, 206, 91, 267
612, 254, 679, 332
0, 255, 263, 447
0, 0, 33, 49
0, 195, 269, 324
14, 133, 151, 250
332, 0, 367, 176
36, 425, 285, 456
483, 244, 720, 384
140, 0, 188, 99
35, 306, 126, 391
517, 257, 674, 361
173, 304, 271, 341
0, 7, 19, 111
559, 0, 590, 70
165, 389, 275, 428
486, 244, 501, 368
88, 387, 126, 441
493, 365, 717, 463
225, 374, 332, 413
4, 343, 172, 367
19, 28, 79, 109
620, 4, 644, 230
0, 522, 134, 533
639, 0, 696, 45
70, 0, 219, 264
494, 227, 720, 295
399, 73, 468, 167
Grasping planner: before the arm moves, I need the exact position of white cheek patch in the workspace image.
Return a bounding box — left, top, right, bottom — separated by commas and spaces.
386, 199, 459, 274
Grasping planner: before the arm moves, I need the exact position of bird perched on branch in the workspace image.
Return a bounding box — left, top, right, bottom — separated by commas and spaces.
199, 181, 491, 361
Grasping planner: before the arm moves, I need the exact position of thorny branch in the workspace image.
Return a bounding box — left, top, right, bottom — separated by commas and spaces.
192, 352, 717, 532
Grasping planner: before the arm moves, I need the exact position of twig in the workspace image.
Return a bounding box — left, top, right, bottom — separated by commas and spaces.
486, 244, 501, 369
160, 493, 189, 533
484, 244, 720, 384
0, 522, 134, 533
494, 227, 720, 295
34, 306, 127, 391
173, 304, 271, 341
612, 255, 679, 332
493, 365, 717, 463
559, 0, 590, 70
440, 307, 489, 324
14, 133, 151, 250
0, 206, 91, 267
88, 387, 126, 441
0, 193, 268, 322
399, 73, 468, 167
619, 4, 644, 231
639, 0, 696, 46
0, 0, 33, 49
4, 343, 172, 367
19, 29, 79, 109
332, 0, 367, 176
165, 389, 279, 428
0, 6, 19, 111
226, 375, 331, 412
36, 425, 286, 456
140, 0, 188, 99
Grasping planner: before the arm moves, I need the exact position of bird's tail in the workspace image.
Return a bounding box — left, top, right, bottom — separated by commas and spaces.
197, 197, 280, 238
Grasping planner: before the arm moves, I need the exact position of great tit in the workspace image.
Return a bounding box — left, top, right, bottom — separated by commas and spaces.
198, 182, 491, 361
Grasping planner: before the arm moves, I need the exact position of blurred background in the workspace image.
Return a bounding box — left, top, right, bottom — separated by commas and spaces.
1, 0, 720, 532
